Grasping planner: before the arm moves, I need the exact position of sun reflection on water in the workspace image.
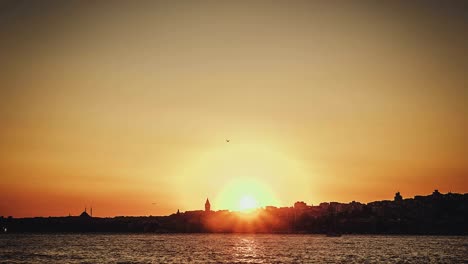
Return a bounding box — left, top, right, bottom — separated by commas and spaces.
233, 237, 260, 263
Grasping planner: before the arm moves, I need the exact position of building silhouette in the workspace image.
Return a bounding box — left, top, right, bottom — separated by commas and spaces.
394, 192, 403, 202
79, 207, 91, 218
205, 198, 211, 212
2, 190, 466, 234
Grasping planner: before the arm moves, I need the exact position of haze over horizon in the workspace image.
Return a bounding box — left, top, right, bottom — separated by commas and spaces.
1, 1, 467, 217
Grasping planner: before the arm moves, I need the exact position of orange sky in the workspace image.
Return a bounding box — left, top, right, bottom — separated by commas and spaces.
1, 1, 467, 217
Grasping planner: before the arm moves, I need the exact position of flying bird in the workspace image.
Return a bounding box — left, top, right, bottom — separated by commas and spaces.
226, 139, 230, 143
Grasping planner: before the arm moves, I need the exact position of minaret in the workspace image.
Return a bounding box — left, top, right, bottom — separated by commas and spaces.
90, 207, 93, 217
205, 198, 211, 212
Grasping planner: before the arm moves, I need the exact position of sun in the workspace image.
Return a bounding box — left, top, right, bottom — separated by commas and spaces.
239, 195, 259, 211
214, 177, 279, 212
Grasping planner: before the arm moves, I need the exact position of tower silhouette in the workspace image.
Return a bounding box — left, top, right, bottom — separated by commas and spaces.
205, 198, 211, 212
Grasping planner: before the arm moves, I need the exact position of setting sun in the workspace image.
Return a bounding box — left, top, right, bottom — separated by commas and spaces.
239, 195, 259, 211
214, 176, 280, 212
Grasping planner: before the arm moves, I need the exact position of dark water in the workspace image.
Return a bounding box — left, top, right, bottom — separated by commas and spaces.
0, 234, 466, 263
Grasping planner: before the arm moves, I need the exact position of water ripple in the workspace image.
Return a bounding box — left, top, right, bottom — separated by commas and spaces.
0, 234, 466, 263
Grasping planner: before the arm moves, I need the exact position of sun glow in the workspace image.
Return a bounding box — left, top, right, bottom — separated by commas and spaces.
175, 142, 311, 212
215, 177, 279, 212
239, 195, 259, 211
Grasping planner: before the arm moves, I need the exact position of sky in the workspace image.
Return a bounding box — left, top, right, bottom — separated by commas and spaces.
0, 0, 467, 217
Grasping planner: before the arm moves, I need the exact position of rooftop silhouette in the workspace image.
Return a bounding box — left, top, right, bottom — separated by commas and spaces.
1, 190, 466, 235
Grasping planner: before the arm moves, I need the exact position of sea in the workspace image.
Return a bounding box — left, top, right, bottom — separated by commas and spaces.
0, 234, 467, 263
